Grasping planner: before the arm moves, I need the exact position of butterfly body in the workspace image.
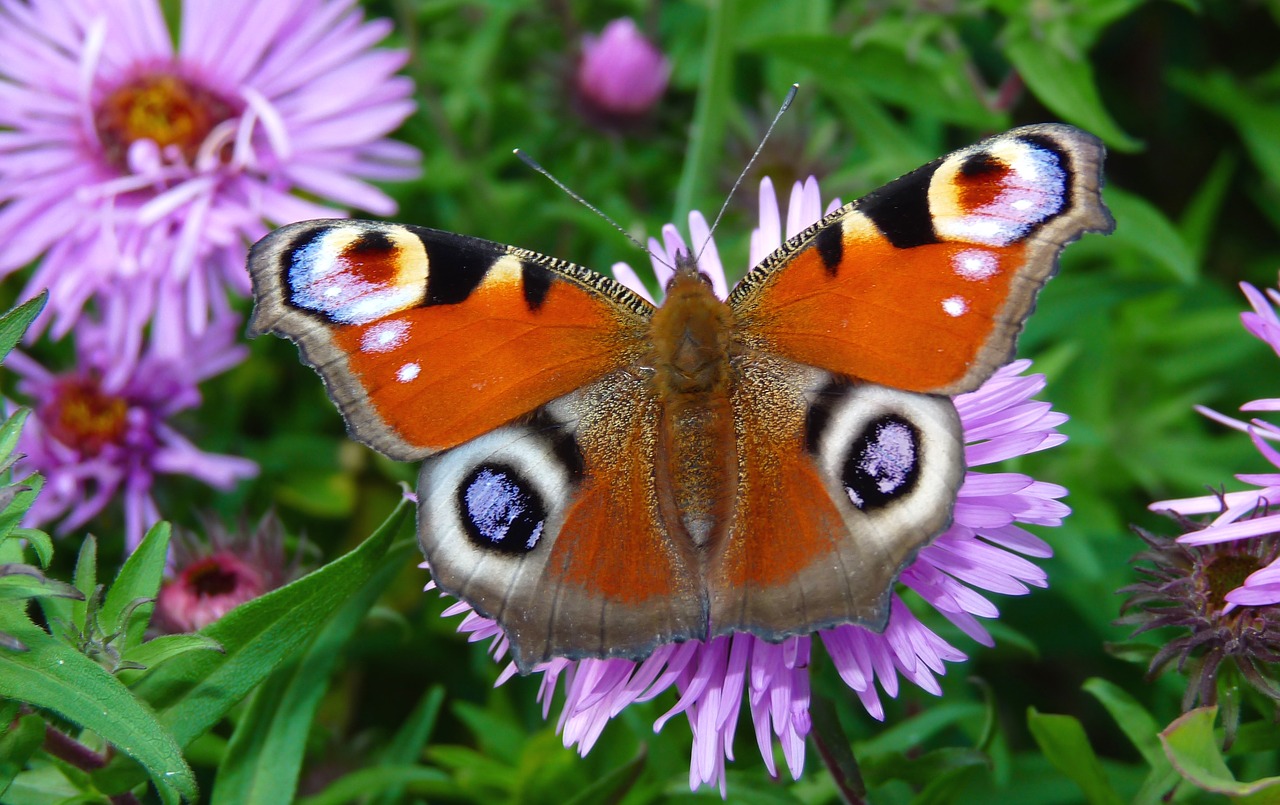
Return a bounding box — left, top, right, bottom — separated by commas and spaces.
249, 124, 1114, 671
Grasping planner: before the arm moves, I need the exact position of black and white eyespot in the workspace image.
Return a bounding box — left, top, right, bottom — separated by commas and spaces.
808, 382, 964, 529
419, 417, 580, 564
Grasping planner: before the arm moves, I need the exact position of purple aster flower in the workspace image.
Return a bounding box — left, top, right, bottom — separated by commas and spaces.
7, 307, 256, 551
0, 0, 419, 351
424, 176, 1070, 793
1150, 282, 1280, 609
575, 18, 671, 129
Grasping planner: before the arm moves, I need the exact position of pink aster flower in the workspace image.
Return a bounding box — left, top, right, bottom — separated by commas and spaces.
7, 307, 257, 551
575, 18, 671, 128
1150, 281, 1280, 608
0, 0, 419, 351
156, 513, 298, 633
424, 176, 1070, 793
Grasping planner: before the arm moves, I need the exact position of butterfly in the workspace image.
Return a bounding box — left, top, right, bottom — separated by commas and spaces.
248, 124, 1113, 673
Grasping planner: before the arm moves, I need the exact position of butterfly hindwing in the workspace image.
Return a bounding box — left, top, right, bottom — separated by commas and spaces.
417, 373, 706, 671
730, 124, 1114, 395
248, 219, 653, 459
708, 358, 965, 639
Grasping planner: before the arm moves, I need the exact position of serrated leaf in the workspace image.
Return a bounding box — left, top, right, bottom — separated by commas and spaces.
0, 624, 196, 802
210, 538, 412, 805
101, 522, 171, 649
0, 293, 47, 364
1027, 708, 1125, 805
1160, 706, 1280, 800
1003, 36, 1141, 153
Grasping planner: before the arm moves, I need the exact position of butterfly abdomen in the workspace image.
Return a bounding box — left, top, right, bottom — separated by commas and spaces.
649, 262, 739, 550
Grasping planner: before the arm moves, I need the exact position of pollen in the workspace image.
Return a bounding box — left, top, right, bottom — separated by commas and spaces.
94, 71, 236, 170
45, 376, 129, 456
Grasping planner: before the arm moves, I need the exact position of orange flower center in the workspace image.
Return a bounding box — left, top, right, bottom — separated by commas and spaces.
46, 378, 129, 456
95, 72, 235, 169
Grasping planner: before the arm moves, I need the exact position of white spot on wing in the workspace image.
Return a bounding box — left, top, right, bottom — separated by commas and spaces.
942, 296, 967, 317
361, 320, 409, 353
397, 362, 421, 382
861, 421, 916, 495
952, 249, 998, 280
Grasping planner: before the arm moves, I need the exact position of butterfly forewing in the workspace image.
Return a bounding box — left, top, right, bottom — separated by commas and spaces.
248, 219, 653, 460
729, 124, 1114, 396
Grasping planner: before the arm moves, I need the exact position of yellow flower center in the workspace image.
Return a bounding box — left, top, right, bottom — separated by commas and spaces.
47, 377, 129, 456
95, 72, 235, 169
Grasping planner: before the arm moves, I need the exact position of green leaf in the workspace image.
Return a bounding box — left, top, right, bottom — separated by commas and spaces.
1082, 678, 1164, 768
118, 634, 223, 680
0, 713, 45, 795
0, 409, 30, 472
70, 536, 97, 634
0, 624, 196, 802
1084, 678, 1182, 805
210, 537, 412, 805
762, 35, 1005, 129
1103, 186, 1198, 282
1026, 708, 1125, 805
0, 474, 42, 547
1002, 35, 1141, 153
12, 529, 54, 570
101, 522, 171, 649
1178, 153, 1235, 266
1159, 706, 1280, 800
0, 293, 47, 364
563, 749, 647, 805
295, 766, 456, 805
1171, 70, 1280, 190
370, 685, 445, 805
0, 565, 84, 602
128, 503, 409, 746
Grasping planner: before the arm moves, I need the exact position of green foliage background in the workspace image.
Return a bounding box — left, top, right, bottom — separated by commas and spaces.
7, 0, 1280, 802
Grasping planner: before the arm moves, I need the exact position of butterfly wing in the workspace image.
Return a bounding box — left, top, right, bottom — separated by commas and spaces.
708, 359, 965, 638
248, 219, 653, 460
251, 219, 706, 670
710, 124, 1110, 640
417, 371, 708, 672
729, 124, 1114, 396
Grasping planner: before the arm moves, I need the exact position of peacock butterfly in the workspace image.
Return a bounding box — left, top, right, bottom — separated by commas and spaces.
248, 124, 1114, 672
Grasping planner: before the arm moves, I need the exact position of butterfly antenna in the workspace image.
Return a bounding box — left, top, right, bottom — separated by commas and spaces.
513, 148, 670, 270
695, 83, 799, 264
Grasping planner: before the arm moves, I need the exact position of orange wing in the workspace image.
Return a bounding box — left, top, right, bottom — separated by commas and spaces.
708, 359, 965, 639
417, 372, 706, 672
730, 124, 1114, 395
249, 220, 652, 459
